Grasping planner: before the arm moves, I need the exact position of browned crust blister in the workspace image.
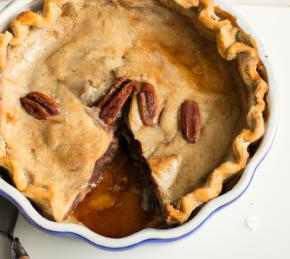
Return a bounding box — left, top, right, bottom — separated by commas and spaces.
0, 0, 268, 225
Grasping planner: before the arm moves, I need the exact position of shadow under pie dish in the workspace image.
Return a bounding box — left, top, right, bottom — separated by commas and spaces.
0, 0, 276, 246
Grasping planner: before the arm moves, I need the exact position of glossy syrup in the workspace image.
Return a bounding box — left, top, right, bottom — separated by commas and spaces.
72, 152, 155, 238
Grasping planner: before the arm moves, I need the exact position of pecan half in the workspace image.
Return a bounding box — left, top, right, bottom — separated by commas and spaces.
20, 92, 60, 120
137, 82, 158, 126
97, 78, 127, 109
180, 100, 201, 143
99, 78, 135, 125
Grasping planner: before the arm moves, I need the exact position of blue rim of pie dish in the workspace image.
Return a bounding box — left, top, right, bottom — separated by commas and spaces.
0, 131, 276, 251
0, 0, 279, 252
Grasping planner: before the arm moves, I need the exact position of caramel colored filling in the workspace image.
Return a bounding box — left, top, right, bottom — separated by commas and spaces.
72, 150, 156, 238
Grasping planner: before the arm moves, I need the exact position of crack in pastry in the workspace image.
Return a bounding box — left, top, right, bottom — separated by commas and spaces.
64, 138, 119, 220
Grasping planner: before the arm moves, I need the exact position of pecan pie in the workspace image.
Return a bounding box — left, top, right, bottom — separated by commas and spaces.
0, 0, 268, 235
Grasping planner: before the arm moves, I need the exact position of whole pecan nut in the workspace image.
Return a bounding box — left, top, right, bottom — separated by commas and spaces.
20, 92, 60, 120
180, 100, 201, 143
98, 78, 135, 125
137, 82, 158, 126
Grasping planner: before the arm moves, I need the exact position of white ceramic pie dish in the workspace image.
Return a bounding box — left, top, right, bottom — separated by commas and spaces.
0, 0, 278, 250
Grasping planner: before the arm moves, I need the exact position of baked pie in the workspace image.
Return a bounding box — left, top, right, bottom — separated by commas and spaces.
0, 0, 268, 237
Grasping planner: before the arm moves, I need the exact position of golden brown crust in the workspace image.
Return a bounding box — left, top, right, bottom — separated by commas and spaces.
0, 0, 71, 48
0, 1, 70, 222
0, 31, 13, 71
0, 0, 113, 222
0, 0, 268, 225
165, 0, 268, 224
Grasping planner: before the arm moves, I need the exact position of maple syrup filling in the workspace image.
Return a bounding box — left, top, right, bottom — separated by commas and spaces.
72, 137, 160, 238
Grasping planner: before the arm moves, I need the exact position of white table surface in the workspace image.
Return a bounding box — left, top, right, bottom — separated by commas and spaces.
0, 3, 290, 259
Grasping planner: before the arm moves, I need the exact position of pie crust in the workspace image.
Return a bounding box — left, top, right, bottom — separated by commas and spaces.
0, 0, 268, 225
